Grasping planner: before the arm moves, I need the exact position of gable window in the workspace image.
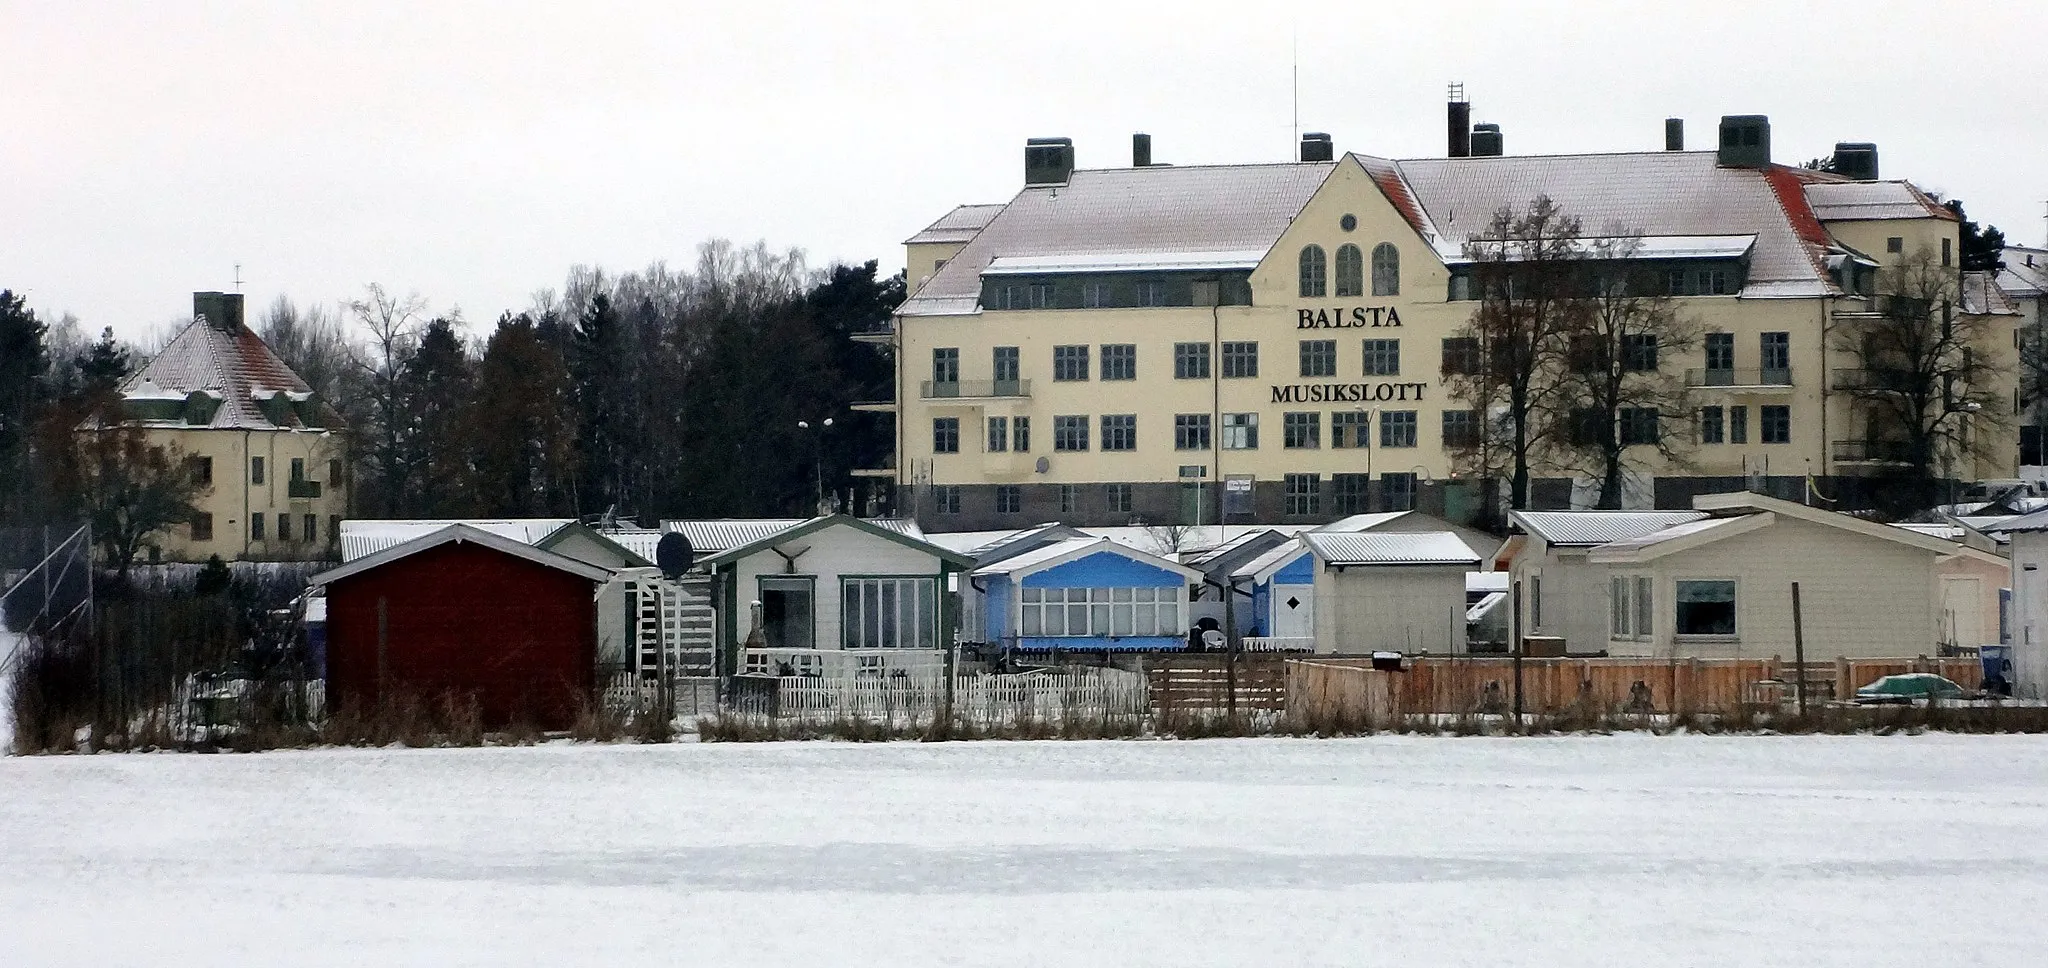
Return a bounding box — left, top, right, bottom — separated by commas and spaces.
1283, 412, 1321, 449
1174, 342, 1210, 379
987, 416, 1009, 452
1053, 345, 1089, 381
1284, 473, 1321, 515
1299, 245, 1327, 298
1886, 236, 1903, 254
842, 576, 938, 649
1370, 243, 1400, 296
1675, 579, 1736, 637
1299, 339, 1337, 378
1053, 415, 1089, 451
1100, 344, 1136, 380
996, 485, 1022, 514
1101, 414, 1137, 451
1334, 244, 1364, 297
932, 417, 959, 454
1222, 412, 1259, 450
1332, 411, 1370, 449
1221, 341, 1259, 378
1362, 338, 1400, 376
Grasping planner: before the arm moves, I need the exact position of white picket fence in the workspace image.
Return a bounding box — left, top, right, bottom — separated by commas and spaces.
602, 674, 720, 719
771, 671, 1149, 726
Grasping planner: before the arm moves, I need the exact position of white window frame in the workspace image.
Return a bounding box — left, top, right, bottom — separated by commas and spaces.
1610, 574, 1655, 641
1019, 585, 1181, 638
841, 576, 939, 650
1673, 577, 1739, 641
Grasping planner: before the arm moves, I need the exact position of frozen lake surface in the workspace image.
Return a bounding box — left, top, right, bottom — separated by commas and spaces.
4, 735, 2046, 967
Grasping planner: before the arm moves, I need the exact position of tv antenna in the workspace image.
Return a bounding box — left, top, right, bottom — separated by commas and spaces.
233, 263, 244, 292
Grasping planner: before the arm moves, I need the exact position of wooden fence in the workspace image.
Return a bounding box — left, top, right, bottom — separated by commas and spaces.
1288, 656, 1785, 721
1145, 653, 1289, 714
1832, 657, 1984, 700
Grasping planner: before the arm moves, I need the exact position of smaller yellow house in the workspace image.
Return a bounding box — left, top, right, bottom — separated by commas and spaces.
110, 292, 348, 563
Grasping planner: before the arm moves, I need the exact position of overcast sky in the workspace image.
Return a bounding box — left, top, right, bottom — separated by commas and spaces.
6, 0, 2045, 343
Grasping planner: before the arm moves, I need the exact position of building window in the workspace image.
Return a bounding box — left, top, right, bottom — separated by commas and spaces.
1610, 575, 1653, 639
1705, 332, 1733, 373
1729, 405, 1749, 445
1381, 472, 1416, 512
1332, 473, 1369, 514
1222, 412, 1259, 450
1082, 281, 1113, 308
1191, 279, 1219, 306
933, 417, 960, 454
1135, 280, 1166, 307
1175, 414, 1211, 451
1332, 410, 1370, 449
190, 512, 213, 542
1379, 410, 1418, 448
1761, 405, 1790, 444
1283, 412, 1321, 449
1620, 407, 1659, 445
1334, 243, 1364, 297
1622, 334, 1658, 372
1013, 416, 1030, 452
1675, 579, 1736, 637
1299, 245, 1327, 298
993, 346, 1019, 385
1442, 337, 1480, 376
1100, 344, 1136, 380
1101, 414, 1137, 451
304, 514, 317, 542
1701, 267, 1730, 295
1284, 473, 1321, 516
1174, 342, 1210, 379
933, 485, 960, 514
1442, 409, 1479, 449
1699, 405, 1724, 444
1760, 332, 1789, 382
1105, 483, 1134, 514
1053, 415, 1089, 451
996, 485, 1022, 514
328, 460, 342, 485
1053, 345, 1089, 381
250, 514, 265, 542
183, 455, 212, 486
290, 457, 306, 482
933, 347, 959, 385
1299, 339, 1337, 378
1362, 338, 1400, 376
1886, 236, 1903, 254
1942, 238, 1953, 267
1447, 273, 1475, 301
1019, 586, 1179, 638
1370, 242, 1400, 296
1059, 484, 1078, 513
1030, 283, 1055, 307
277, 512, 292, 542
987, 416, 1009, 452
329, 515, 340, 543
842, 577, 938, 649
250, 456, 265, 485
1221, 341, 1259, 378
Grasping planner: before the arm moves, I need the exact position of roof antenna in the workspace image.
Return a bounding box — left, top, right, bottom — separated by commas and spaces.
233, 263, 243, 293
1290, 27, 1299, 160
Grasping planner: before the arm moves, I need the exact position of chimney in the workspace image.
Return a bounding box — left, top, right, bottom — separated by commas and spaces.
1715, 115, 1771, 168
1832, 142, 1879, 180
1299, 132, 1334, 163
1024, 137, 1075, 185
1469, 123, 1503, 157
1447, 84, 1471, 157
1132, 132, 1152, 167
1665, 118, 1684, 151
193, 291, 244, 333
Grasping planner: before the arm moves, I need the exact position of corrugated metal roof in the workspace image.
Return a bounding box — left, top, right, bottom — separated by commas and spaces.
1231, 538, 1308, 580
1511, 510, 1708, 546
1303, 531, 1479, 566
902, 203, 1004, 245
661, 517, 924, 554
900, 162, 1335, 317
118, 318, 335, 430
1803, 181, 1950, 222
1588, 515, 1756, 555
983, 249, 1267, 275
1311, 511, 1412, 533
340, 519, 573, 562
1999, 247, 2048, 297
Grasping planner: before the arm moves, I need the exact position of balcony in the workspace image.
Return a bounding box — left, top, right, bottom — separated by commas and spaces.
1831, 368, 1919, 393
849, 399, 897, 413
852, 456, 897, 479
849, 324, 895, 345
1832, 439, 1915, 464
287, 479, 323, 499
1686, 367, 1793, 390
920, 379, 1031, 400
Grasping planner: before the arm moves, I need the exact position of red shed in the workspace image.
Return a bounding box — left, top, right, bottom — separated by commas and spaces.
311, 524, 613, 729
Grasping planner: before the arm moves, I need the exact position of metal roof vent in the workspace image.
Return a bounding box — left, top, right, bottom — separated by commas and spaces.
1832, 142, 1879, 181
1469, 123, 1503, 157
1299, 132, 1334, 163
1716, 115, 1770, 168
1024, 137, 1074, 186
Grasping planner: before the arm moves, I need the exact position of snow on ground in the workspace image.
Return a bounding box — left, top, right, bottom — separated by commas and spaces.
4, 735, 2047, 967
0, 630, 18, 752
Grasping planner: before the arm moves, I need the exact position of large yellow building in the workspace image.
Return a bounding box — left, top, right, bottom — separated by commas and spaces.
874, 114, 2017, 530
110, 292, 349, 562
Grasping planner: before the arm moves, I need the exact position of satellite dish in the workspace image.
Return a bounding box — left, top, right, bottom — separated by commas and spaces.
655, 532, 695, 580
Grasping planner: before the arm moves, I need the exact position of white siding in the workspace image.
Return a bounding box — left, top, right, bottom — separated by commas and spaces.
729, 525, 948, 651
1314, 564, 1468, 654
2011, 532, 2048, 699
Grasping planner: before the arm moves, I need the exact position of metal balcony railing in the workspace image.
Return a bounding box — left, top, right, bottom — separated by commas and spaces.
1831, 439, 1915, 464
1831, 368, 1922, 392
287, 479, 323, 499
920, 379, 1031, 399
1686, 367, 1792, 388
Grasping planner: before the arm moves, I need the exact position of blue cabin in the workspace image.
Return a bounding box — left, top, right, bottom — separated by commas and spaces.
973, 537, 1201, 651
1230, 538, 1316, 647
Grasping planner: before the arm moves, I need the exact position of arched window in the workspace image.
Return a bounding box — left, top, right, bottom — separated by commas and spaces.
1371, 243, 1400, 296
1298, 245, 1327, 298
1334, 244, 1363, 297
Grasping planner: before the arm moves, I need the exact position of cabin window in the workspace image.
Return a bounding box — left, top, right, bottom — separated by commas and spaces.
1675, 580, 1737, 637
841, 577, 938, 649
1019, 586, 1179, 637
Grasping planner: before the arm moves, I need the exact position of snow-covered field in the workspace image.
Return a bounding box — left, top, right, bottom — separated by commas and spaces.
5, 736, 2047, 967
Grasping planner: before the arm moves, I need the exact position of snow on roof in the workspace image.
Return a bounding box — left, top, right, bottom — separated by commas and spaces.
315, 524, 613, 586
1585, 515, 1762, 558
971, 535, 1201, 579
1510, 510, 1709, 547
1962, 270, 2019, 316
902, 203, 1005, 245
116, 317, 331, 430
1445, 234, 1757, 263
1467, 572, 1510, 593
1466, 590, 1508, 622
340, 519, 574, 562
1303, 531, 1480, 566
1312, 511, 1412, 533
982, 249, 1268, 275
1999, 247, 2048, 297
662, 517, 923, 554
1802, 180, 1950, 222
1230, 538, 1308, 581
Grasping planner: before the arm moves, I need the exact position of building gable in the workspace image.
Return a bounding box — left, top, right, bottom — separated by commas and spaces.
1022, 550, 1186, 589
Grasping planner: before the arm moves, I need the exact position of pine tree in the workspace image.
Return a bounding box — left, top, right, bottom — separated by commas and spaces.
0, 290, 49, 524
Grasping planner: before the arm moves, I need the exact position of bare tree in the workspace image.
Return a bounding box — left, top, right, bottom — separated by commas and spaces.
69, 421, 210, 578
1552, 236, 1701, 508
346, 284, 428, 516
1442, 196, 1587, 511
1832, 246, 2008, 512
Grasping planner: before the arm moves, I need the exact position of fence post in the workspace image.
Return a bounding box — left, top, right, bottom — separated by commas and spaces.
1791, 581, 1807, 716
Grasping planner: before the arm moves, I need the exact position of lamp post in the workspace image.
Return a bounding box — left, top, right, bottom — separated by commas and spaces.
796, 417, 835, 515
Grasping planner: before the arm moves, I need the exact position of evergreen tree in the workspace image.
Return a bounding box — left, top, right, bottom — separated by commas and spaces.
470, 313, 577, 516
1942, 199, 2006, 272
0, 290, 49, 524
75, 326, 133, 395
396, 317, 474, 515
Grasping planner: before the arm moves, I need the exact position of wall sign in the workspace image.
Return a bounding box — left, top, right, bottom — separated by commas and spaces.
1297, 306, 1402, 329
1270, 382, 1427, 404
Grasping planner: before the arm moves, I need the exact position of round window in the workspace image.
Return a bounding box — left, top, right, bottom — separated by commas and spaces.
1340, 214, 1357, 232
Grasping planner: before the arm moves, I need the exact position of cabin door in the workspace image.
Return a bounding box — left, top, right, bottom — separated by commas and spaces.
1271, 583, 1315, 639
1942, 576, 1984, 649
